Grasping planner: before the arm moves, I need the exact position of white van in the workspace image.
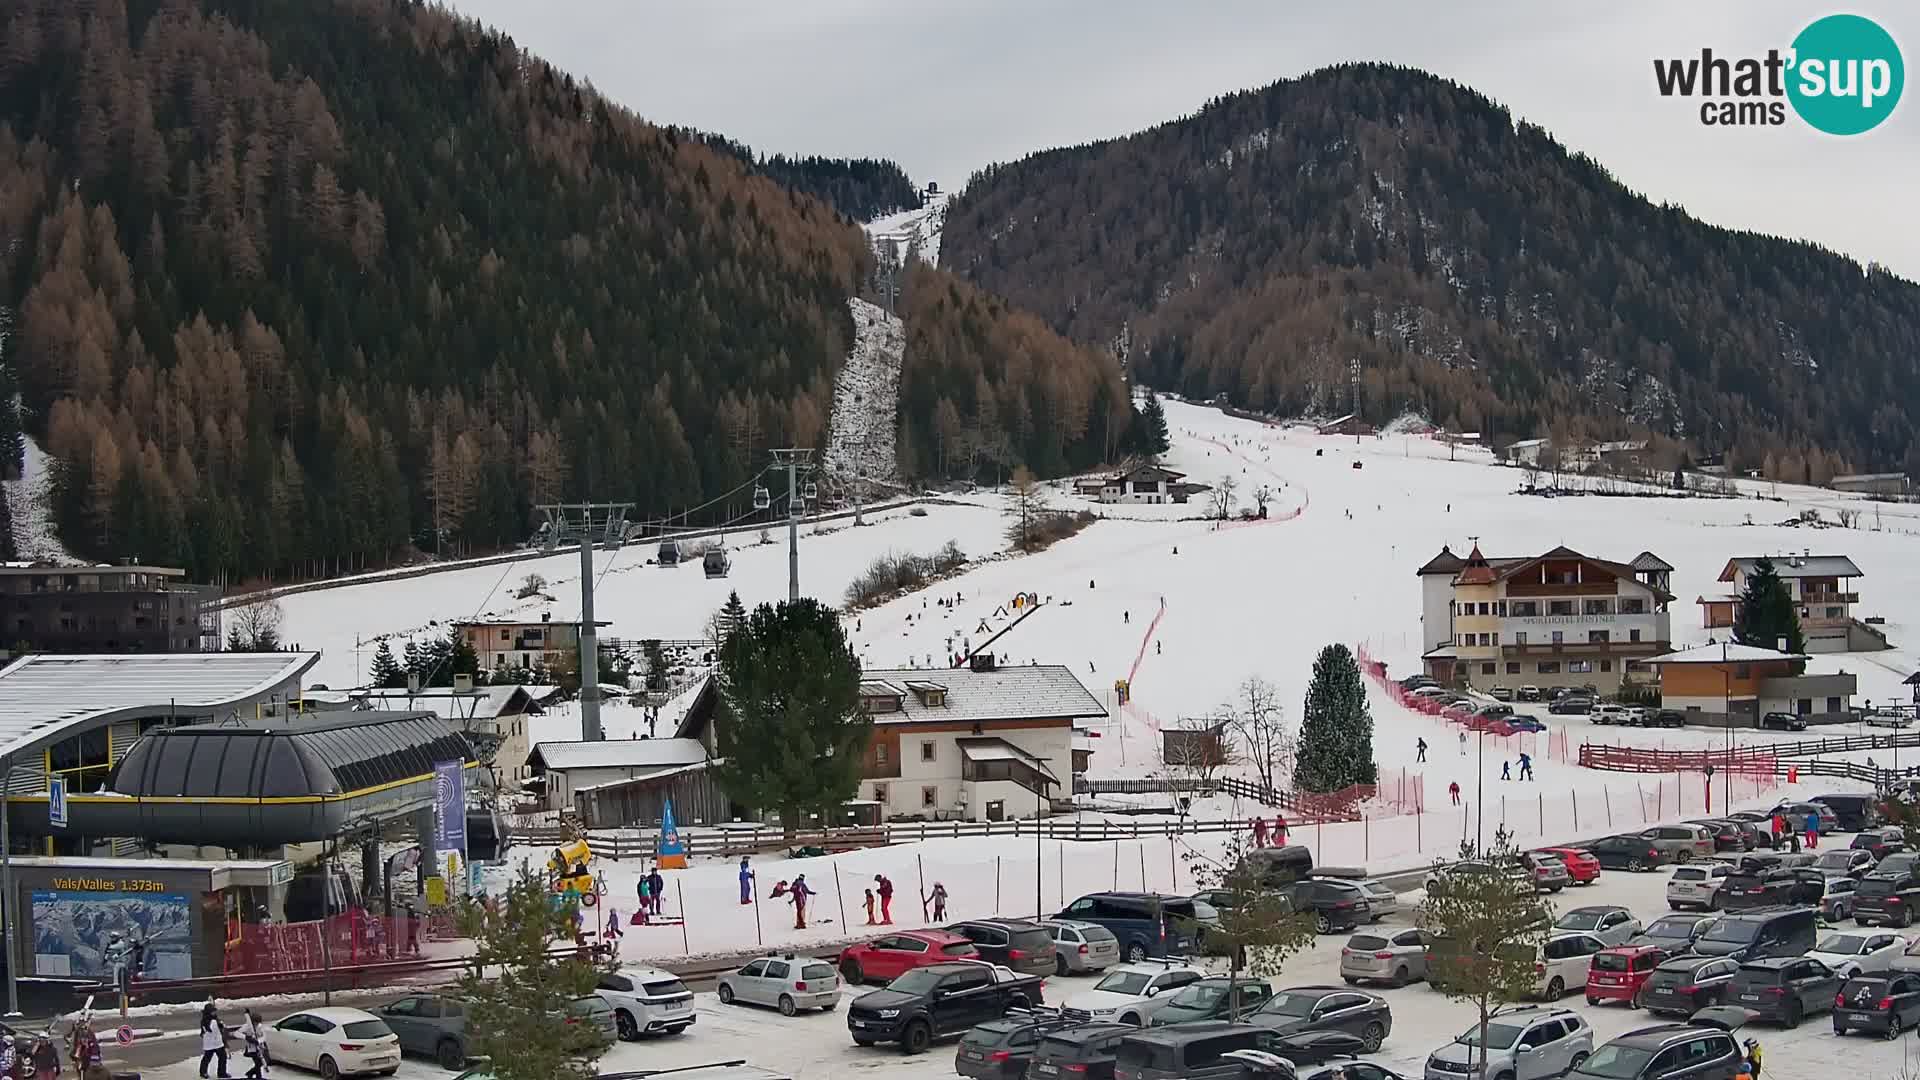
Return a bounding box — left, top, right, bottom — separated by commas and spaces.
1534, 933, 1608, 998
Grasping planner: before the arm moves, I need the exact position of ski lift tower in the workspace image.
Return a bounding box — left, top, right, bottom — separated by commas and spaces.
538, 501, 631, 742
770, 448, 817, 601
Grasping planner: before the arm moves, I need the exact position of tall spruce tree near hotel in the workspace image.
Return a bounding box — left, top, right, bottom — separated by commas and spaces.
1732, 556, 1806, 659
1294, 643, 1378, 792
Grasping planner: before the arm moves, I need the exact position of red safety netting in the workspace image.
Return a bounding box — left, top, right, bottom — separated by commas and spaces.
222, 911, 434, 975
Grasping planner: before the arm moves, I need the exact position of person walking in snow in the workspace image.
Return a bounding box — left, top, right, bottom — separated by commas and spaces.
240, 1011, 269, 1080
738, 857, 755, 905
924, 882, 949, 922
635, 873, 652, 926
863, 888, 877, 926
1123, 611, 1129, 624
605, 908, 624, 942
1416, 738, 1428, 763
1458, 731, 1468, 755
789, 874, 818, 929
1500, 760, 1512, 781
1805, 810, 1820, 850
874, 874, 896, 924
1251, 817, 1268, 848
1156, 640, 1162, 655
1518, 752, 1533, 781
197, 1002, 230, 1079
1271, 815, 1288, 846
1449, 781, 1461, 806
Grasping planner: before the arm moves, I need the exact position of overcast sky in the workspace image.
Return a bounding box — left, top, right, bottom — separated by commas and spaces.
448, 0, 1920, 280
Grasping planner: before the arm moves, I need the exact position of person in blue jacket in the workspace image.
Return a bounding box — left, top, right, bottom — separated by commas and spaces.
738, 857, 755, 905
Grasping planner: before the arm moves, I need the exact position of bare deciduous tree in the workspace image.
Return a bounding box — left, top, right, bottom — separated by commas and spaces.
1251, 484, 1274, 518
1224, 676, 1294, 797
1209, 474, 1239, 520
228, 596, 284, 651
514, 572, 549, 599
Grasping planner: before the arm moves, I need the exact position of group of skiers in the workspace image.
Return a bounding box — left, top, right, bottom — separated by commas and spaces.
1771, 808, 1822, 851
603, 864, 670, 940
0, 1030, 64, 1080
1248, 815, 1290, 847
197, 1001, 271, 1079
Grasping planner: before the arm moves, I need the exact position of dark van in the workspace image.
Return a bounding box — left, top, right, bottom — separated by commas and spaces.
1812, 793, 1883, 832
1238, 845, 1315, 889
1689, 906, 1817, 961
1057, 893, 1200, 962
1113, 1022, 1276, 1080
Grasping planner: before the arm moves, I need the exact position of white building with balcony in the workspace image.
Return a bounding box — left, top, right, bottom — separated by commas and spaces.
1418, 544, 1673, 694
1698, 553, 1886, 653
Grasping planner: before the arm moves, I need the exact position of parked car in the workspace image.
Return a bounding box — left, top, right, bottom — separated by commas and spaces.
1549, 695, 1593, 715
596, 966, 696, 1040
1553, 906, 1642, 947
1061, 960, 1208, 1026
1283, 878, 1372, 934
1639, 824, 1716, 863
1249, 986, 1393, 1052
1725, 819, 1776, 850
1583, 834, 1667, 872
1630, 913, 1719, 952
1506, 714, 1548, 733
1475, 702, 1516, 719
565, 996, 618, 1045
1145, 976, 1275, 1026
716, 953, 840, 1016
955, 1014, 1077, 1080
1424, 860, 1534, 896
1667, 863, 1734, 911
1566, 1018, 1743, 1080
1812, 793, 1885, 832
375, 993, 470, 1070
1639, 954, 1741, 1017
266, 1008, 403, 1079
1028, 1022, 1133, 1080
1518, 685, 1541, 701
1808, 930, 1907, 980
1408, 686, 1448, 699
1853, 828, 1909, 861
1725, 957, 1842, 1026
1762, 711, 1809, 731
1441, 702, 1478, 721
948, 919, 1059, 978
1650, 709, 1687, 728
1490, 686, 1514, 701
1534, 933, 1610, 998
1719, 867, 1826, 911
1825, 877, 1862, 922
1834, 972, 1920, 1039
1856, 867, 1920, 928
1520, 851, 1572, 893
1112, 1021, 1286, 1080
1340, 928, 1429, 988
1056, 893, 1203, 962
1686, 819, 1752, 853
1770, 800, 1840, 833
1399, 675, 1438, 691
1816, 849, 1879, 880
838, 930, 980, 985
1585, 946, 1671, 1008
846, 962, 1043, 1053
1421, 1004, 1592, 1080
1346, 876, 1401, 920
1592, 704, 1630, 725
1043, 919, 1122, 975
1691, 906, 1819, 962
1535, 846, 1602, 885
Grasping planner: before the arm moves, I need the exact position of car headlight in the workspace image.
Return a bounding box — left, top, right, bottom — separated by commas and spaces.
877, 1008, 900, 1019
1092, 1008, 1117, 1016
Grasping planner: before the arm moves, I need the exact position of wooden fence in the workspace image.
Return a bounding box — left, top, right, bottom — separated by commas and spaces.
514, 815, 1258, 860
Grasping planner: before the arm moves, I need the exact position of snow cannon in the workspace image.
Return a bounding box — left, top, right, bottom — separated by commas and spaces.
548, 839, 597, 904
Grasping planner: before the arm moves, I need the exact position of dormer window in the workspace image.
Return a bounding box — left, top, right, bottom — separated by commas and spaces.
905, 680, 948, 707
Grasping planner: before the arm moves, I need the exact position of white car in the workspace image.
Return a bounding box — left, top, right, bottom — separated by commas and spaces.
1534, 933, 1608, 998
1409, 686, 1448, 698
1592, 704, 1630, 725
1667, 863, 1734, 911
1060, 960, 1207, 1026
716, 953, 841, 1015
1552, 906, 1641, 947
1809, 931, 1907, 980
266, 1007, 401, 1078
596, 965, 697, 1039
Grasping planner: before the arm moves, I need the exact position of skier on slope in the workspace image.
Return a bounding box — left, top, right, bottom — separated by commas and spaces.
1416, 738, 1427, 763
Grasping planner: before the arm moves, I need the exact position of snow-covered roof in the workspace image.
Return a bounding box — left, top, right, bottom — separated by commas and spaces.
1720, 556, 1863, 580
572, 760, 712, 793
1630, 551, 1675, 573
352, 685, 540, 722
1834, 472, 1906, 483
858, 664, 1105, 726
1641, 643, 1808, 665
0, 652, 319, 762
529, 737, 709, 773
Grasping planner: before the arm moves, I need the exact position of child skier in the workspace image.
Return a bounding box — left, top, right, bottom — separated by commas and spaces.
1501, 760, 1512, 781
635, 874, 652, 926
605, 908, 624, 942
863, 889, 877, 925
1448, 781, 1461, 806
924, 882, 949, 922
738, 857, 755, 905
789, 875, 818, 929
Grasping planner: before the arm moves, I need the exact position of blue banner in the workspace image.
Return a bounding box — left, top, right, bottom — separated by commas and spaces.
657, 798, 685, 860
433, 760, 466, 854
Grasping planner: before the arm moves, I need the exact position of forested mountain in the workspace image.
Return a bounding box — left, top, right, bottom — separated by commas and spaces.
673, 130, 923, 222
944, 63, 1920, 478
896, 263, 1135, 482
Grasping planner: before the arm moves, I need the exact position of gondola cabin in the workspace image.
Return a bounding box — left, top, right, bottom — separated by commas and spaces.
657, 539, 682, 566
703, 547, 731, 579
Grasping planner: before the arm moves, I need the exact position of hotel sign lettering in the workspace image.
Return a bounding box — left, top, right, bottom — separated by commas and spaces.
1513, 614, 1618, 626
51, 877, 170, 893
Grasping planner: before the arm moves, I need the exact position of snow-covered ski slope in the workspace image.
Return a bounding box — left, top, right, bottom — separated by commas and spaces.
867, 190, 947, 267
2, 432, 79, 564
822, 297, 903, 486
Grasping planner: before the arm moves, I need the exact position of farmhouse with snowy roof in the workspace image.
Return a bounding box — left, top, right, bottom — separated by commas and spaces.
1416, 543, 1673, 694
1098, 464, 1203, 505
1697, 553, 1888, 653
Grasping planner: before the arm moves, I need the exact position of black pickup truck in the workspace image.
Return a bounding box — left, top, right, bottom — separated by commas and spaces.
846, 961, 1046, 1053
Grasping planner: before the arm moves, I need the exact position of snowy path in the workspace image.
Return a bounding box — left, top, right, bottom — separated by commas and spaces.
823, 297, 904, 487
2, 433, 78, 563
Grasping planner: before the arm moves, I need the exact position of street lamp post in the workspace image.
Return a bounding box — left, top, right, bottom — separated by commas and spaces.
1475, 724, 1486, 854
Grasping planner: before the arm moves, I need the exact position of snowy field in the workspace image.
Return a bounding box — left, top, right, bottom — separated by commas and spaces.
141, 831, 1920, 1079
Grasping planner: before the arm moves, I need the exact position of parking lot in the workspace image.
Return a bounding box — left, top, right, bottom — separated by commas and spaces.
124, 826, 1920, 1079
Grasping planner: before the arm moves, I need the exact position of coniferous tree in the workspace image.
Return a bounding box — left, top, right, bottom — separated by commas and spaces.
368, 640, 404, 689
454, 867, 612, 1080
1294, 643, 1378, 792
401, 639, 424, 686
711, 598, 868, 830
1138, 391, 1171, 459
1732, 557, 1807, 658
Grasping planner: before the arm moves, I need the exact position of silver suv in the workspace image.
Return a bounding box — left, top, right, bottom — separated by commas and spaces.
1424, 1004, 1592, 1080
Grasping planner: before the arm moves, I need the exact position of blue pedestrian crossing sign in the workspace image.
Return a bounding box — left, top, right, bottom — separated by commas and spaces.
48, 776, 67, 829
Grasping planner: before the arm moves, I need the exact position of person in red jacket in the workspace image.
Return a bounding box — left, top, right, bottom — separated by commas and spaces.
1251, 817, 1269, 848
873, 874, 895, 924
1449, 781, 1462, 806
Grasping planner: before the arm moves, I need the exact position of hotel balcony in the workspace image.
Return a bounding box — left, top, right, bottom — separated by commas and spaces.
1799, 591, 1859, 605
1501, 640, 1667, 658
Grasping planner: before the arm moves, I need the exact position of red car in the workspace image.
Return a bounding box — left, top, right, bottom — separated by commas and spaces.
1586, 945, 1670, 1007
837, 930, 979, 985
1536, 846, 1602, 885
1442, 702, 1477, 721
